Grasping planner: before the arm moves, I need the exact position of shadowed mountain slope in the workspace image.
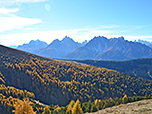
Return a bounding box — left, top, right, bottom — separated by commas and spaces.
64, 36, 152, 61
34, 36, 83, 59
75, 58, 152, 80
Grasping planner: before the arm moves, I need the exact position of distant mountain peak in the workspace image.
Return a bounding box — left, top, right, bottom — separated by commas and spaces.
29, 39, 46, 44
87, 36, 108, 45
36, 39, 41, 42
29, 40, 34, 42
61, 36, 74, 42
52, 39, 60, 43
64, 35, 69, 38
17, 39, 48, 53
39, 36, 83, 59
94, 36, 107, 40
91, 36, 108, 42
64, 36, 152, 61
82, 40, 87, 45
117, 36, 125, 40
47, 39, 61, 48
137, 39, 152, 48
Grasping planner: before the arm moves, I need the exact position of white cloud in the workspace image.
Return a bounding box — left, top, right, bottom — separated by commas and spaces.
0, 8, 19, 15
15, 0, 46, 3
0, 0, 46, 5
0, 16, 42, 32
0, 7, 42, 32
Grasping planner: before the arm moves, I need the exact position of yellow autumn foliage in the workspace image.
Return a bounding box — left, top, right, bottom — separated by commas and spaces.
13, 98, 36, 114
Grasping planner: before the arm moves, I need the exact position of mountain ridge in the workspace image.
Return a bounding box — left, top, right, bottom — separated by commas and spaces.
35, 36, 84, 59
17, 39, 48, 53
64, 36, 152, 61
136, 39, 152, 48
17, 36, 152, 61
17, 36, 85, 59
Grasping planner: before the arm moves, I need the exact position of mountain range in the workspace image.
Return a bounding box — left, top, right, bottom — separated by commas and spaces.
34, 36, 85, 58
64, 36, 152, 61
17, 36, 86, 59
136, 39, 152, 48
17, 36, 152, 61
17, 39, 48, 53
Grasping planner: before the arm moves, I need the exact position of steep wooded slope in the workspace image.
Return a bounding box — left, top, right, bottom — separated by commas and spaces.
75, 59, 152, 80
0, 45, 152, 106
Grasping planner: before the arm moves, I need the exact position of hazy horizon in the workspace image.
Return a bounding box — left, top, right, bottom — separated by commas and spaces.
9, 35, 151, 48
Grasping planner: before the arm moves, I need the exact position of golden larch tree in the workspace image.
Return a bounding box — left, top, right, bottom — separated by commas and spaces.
72, 99, 83, 114
42, 105, 51, 114
13, 98, 36, 114
66, 100, 75, 114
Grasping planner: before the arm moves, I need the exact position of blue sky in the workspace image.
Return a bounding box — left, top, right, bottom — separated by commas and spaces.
0, 0, 152, 46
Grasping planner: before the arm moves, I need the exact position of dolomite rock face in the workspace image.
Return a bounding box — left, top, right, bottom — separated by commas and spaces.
64, 36, 152, 61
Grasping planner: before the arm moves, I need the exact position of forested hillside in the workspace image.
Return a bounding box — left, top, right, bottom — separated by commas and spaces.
0, 44, 152, 113
75, 59, 152, 80
0, 84, 35, 114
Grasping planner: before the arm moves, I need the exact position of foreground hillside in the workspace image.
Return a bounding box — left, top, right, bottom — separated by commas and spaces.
86, 99, 152, 114
0, 44, 152, 107
75, 59, 152, 80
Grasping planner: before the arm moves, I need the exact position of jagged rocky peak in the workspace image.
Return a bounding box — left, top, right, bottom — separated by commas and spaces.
110, 36, 125, 41
51, 39, 60, 43
64, 36, 152, 61
17, 39, 48, 53
137, 39, 152, 48
82, 40, 87, 45
93, 36, 108, 40
29, 40, 35, 44
61, 36, 74, 42
47, 39, 61, 48
117, 36, 125, 40
87, 36, 108, 45
35, 36, 83, 59
35, 39, 41, 42
29, 39, 43, 44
